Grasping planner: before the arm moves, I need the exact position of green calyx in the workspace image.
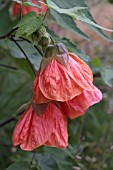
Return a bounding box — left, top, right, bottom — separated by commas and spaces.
40, 43, 69, 73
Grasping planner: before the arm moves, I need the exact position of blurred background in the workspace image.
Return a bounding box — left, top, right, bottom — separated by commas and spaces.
0, 0, 113, 169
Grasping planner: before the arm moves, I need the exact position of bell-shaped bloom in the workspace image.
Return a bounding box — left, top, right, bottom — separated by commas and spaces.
59, 86, 102, 119
34, 44, 94, 104
11, 0, 47, 16
12, 103, 68, 151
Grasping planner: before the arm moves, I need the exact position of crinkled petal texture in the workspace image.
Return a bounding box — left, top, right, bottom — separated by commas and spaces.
60, 86, 102, 119
12, 104, 54, 151
45, 104, 68, 148
12, 103, 68, 151
34, 69, 50, 104
38, 59, 83, 102
67, 53, 94, 91
34, 53, 94, 103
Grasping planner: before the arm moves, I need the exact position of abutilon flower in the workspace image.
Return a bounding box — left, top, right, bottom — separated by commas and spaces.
11, 0, 47, 16
33, 43, 94, 104
12, 103, 68, 151
12, 43, 102, 151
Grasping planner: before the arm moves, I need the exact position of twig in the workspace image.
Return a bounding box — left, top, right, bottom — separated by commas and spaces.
0, 111, 23, 128
29, 151, 35, 168
0, 27, 18, 40
10, 35, 43, 56
43, 8, 49, 21
0, 64, 17, 70
10, 36, 36, 76
19, 36, 43, 56
0, 27, 43, 56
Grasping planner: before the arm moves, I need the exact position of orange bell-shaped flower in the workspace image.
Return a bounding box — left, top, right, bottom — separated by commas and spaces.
12, 103, 68, 151
34, 43, 94, 104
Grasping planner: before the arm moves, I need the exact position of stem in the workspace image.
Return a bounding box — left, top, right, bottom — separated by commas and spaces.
0, 27, 18, 40
0, 64, 17, 70
0, 111, 23, 128
29, 151, 35, 168
43, 8, 49, 21
10, 36, 36, 76
0, 27, 43, 56
19, 36, 43, 56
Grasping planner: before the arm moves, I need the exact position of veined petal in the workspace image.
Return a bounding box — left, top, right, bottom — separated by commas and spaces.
12, 104, 54, 151
45, 104, 68, 148
91, 86, 103, 105
67, 53, 94, 91
34, 69, 50, 104
39, 58, 83, 102
60, 86, 102, 119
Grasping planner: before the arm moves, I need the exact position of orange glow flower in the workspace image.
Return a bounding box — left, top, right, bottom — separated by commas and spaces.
12, 43, 103, 151
12, 103, 68, 151
34, 43, 94, 104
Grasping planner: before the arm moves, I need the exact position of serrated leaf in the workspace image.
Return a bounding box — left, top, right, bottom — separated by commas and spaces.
50, 10, 90, 41
16, 12, 43, 38
13, 0, 41, 8
47, 0, 113, 32
49, 0, 113, 42
6, 161, 29, 170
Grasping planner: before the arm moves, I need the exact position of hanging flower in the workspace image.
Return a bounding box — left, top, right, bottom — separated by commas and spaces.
11, 0, 47, 16
12, 42, 102, 151
59, 86, 103, 119
12, 103, 68, 151
34, 43, 94, 104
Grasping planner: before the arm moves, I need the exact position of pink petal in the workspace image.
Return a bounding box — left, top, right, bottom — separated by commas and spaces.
91, 86, 103, 105
67, 53, 94, 91
39, 58, 83, 102
45, 104, 68, 148
60, 86, 102, 119
12, 104, 54, 151
34, 69, 50, 104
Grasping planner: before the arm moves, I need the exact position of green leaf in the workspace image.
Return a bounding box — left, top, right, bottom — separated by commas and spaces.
16, 12, 43, 38
44, 147, 74, 170
6, 161, 29, 170
47, 0, 113, 32
80, 0, 113, 42
101, 67, 113, 87
50, 10, 90, 41
0, 2, 18, 36
35, 153, 59, 170
0, 39, 42, 72
47, 0, 113, 42
13, 0, 41, 8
